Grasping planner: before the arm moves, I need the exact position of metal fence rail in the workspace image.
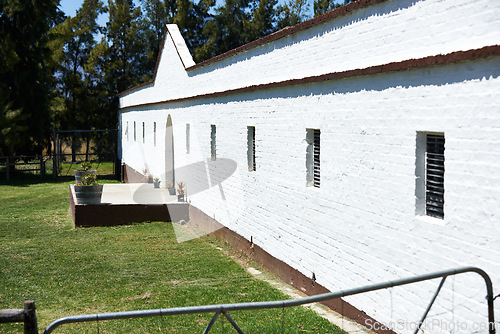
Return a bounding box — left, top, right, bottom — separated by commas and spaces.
0, 156, 48, 180
44, 267, 496, 334
52, 129, 119, 179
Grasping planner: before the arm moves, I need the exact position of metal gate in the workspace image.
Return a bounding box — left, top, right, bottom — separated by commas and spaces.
44, 267, 496, 334
52, 129, 120, 180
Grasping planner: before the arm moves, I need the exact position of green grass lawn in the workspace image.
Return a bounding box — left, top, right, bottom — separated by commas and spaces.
0, 160, 116, 180
56, 161, 116, 177
0, 178, 345, 333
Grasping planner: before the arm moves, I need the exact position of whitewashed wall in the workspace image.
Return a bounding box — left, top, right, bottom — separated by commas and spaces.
119, 0, 500, 106
119, 0, 500, 331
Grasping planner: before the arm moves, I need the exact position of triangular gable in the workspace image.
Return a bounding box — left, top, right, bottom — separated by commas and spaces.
119, 24, 194, 98
165, 24, 195, 68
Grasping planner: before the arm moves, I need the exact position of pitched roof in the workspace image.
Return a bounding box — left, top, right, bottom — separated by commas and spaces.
119, 0, 388, 97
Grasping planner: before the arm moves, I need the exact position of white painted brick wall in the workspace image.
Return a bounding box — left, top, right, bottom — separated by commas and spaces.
121, 58, 500, 331
119, 0, 500, 331
120, 0, 500, 108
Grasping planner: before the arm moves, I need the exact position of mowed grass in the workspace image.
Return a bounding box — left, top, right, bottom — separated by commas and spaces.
0, 178, 345, 333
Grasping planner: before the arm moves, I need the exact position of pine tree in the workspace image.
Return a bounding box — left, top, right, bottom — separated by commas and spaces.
139, 0, 176, 76
244, 0, 279, 41
49, 0, 106, 130
0, 0, 62, 155
276, 0, 310, 29
314, 0, 354, 17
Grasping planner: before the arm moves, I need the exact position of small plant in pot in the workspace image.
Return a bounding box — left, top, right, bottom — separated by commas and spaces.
153, 177, 161, 188
166, 183, 175, 195
142, 168, 153, 183
74, 161, 96, 184
177, 182, 185, 202
74, 172, 103, 205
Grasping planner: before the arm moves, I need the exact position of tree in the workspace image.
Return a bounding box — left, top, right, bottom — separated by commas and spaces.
244, 0, 279, 41
50, 0, 106, 131
200, 0, 280, 60
139, 0, 216, 65
0, 0, 62, 156
81, 0, 150, 132
175, 0, 215, 63
139, 0, 176, 75
106, 0, 148, 92
276, 0, 310, 29
314, 0, 354, 17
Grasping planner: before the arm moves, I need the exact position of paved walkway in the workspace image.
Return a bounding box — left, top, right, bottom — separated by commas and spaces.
101, 183, 178, 205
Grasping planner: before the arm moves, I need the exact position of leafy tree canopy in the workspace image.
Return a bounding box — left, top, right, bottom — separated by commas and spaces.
0, 0, 351, 155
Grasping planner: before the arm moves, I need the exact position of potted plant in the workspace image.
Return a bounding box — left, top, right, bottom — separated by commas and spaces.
177, 182, 185, 202
74, 161, 96, 184
166, 183, 175, 195
143, 168, 153, 183
153, 177, 161, 188
74, 172, 103, 205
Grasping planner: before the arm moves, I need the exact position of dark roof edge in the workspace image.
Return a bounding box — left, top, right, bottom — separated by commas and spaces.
119, 45, 500, 112
119, 0, 388, 97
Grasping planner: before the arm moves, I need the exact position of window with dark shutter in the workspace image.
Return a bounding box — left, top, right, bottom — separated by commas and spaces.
248, 126, 256, 171
142, 122, 145, 143
153, 122, 157, 146
426, 134, 445, 219
306, 129, 320, 188
211, 125, 216, 161
313, 129, 320, 188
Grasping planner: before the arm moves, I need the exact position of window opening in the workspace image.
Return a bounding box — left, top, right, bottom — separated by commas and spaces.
247, 126, 256, 171
425, 134, 445, 219
186, 124, 190, 154
211, 125, 216, 161
306, 129, 320, 188
153, 122, 157, 146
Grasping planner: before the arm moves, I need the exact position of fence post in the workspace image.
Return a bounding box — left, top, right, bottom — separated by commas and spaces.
40, 156, 47, 178
52, 130, 57, 178
6, 156, 9, 181
71, 133, 76, 164
23, 301, 37, 334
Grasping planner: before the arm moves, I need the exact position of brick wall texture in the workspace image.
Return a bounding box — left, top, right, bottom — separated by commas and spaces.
119, 0, 500, 331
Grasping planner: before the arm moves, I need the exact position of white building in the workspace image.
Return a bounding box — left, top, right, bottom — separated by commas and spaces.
118, 0, 500, 331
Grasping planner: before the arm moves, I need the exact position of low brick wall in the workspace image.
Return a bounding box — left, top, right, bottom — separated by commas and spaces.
69, 185, 189, 227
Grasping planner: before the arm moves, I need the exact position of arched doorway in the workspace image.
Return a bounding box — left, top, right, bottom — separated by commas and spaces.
165, 115, 174, 187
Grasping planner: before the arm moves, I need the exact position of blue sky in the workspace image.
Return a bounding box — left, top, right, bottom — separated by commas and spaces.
59, 0, 315, 22
59, 0, 81, 17
59, 0, 109, 27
